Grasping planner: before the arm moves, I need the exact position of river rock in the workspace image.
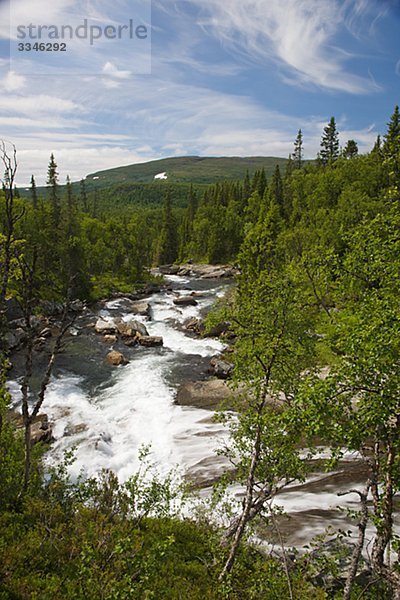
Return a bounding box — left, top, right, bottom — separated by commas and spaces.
10, 412, 53, 445
106, 351, 129, 366
184, 317, 205, 335
173, 296, 198, 307
174, 263, 239, 279
30, 419, 53, 445
116, 318, 149, 338
209, 357, 233, 379
159, 264, 180, 275
95, 318, 117, 335
70, 300, 85, 312
9, 316, 42, 331
130, 301, 151, 318
138, 336, 163, 347
103, 334, 118, 344
175, 380, 238, 410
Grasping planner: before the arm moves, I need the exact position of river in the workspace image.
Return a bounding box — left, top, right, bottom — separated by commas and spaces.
8, 273, 383, 549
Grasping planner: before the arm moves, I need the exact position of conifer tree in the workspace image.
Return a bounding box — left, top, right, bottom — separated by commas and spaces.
47, 153, 59, 228
342, 139, 358, 159
320, 117, 339, 165
383, 105, 400, 158
257, 168, 267, 197
292, 129, 303, 168
30, 175, 37, 210
383, 105, 400, 193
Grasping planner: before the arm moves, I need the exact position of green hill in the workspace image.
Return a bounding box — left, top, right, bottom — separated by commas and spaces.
86, 156, 289, 186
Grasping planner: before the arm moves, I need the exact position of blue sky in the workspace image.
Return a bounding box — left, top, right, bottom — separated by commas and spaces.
0, 0, 399, 185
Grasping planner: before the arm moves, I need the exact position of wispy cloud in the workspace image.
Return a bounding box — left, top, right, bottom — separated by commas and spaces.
185, 0, 381, 93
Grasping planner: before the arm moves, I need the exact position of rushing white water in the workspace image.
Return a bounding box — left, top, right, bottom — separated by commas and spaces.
10, 279, 231, 484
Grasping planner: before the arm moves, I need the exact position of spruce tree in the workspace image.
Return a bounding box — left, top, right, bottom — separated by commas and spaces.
383, 105, 400, 194
383, 105, 400, 158
30, 175, 37, 210
47, 153, 59, 228
320, 117, 339, 165
292, 129, 303, 169
343, 139, 358, 159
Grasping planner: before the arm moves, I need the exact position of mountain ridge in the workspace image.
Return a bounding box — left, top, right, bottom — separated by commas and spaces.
86, 155, 289, 186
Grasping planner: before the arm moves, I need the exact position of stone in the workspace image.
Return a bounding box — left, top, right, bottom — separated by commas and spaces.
70, 300, 85, 312
103, 335, 118, 344
209, 357, 233, 379
138, 336, 163, 347
130, 301, 151, 318
175, 380, 238, 410
10, 412, 53, 445
173, 296, 198, 307
124, 338, 138, 347
116, 318, 149, 338
95, 318, 117, 335
159, 264, 180, 275
106, 351, 129, 366
30, 420, 53, 445
184, 317, 205, 335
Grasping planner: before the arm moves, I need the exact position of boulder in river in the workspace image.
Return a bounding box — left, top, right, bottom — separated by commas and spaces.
173, 296, 198, 307
116, 318, 149, 338
175, 380, 238, 410
30, 418, 54, 445
107, 351, 129, 366
130, 301, 151, 318
159, 264, 180, 275
95, 318, 117, 335
10, 412, 53, 445
103, 334, 118, 344
138, 336, 163, 347
209, 357, 233, 379
184, 317, 205, 335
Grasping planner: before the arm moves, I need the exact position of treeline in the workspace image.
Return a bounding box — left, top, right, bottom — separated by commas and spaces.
1, 114, 378, 304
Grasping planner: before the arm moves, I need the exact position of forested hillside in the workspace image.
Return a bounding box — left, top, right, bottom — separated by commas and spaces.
1, 109, 399, 598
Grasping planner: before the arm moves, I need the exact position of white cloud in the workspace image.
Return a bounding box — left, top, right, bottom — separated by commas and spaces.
185, 0, 381, 93
0, 94, 83, 115
102, 61, 131, 79
2, 70, 26, 91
